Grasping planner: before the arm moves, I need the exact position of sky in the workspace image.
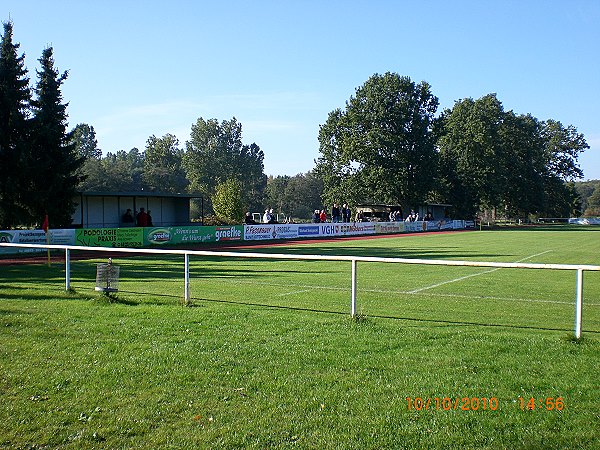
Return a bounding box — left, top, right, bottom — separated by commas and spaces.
5, 0, 600, 179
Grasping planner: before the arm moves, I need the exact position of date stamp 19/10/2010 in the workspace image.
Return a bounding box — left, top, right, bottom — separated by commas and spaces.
405, 397, 565, 412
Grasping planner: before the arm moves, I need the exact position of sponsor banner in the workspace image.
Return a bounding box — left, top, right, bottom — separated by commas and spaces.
244, 225, 275, 241
423, 220, 454, 231
272, 224, 300, 240
320, 223, 376, 236
145, 225, 243, 245
338, 223, 375, 236
298, 225, 320, 237
403, 221, 426, 233
569, 217, 600, 225
0, 229, 76, 254
76, 228, 144, 248
375, 222, 405, 234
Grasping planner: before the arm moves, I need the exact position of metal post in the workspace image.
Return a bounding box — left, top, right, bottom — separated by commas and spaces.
351, 259, 357, 317
184, 253, 190, 306
575, 269, 583, 339
65, 248, 71, 291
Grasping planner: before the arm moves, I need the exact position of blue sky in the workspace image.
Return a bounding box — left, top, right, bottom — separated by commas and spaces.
6, 0, 600, 179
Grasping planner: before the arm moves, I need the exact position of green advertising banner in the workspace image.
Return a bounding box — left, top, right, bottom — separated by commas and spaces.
144, 225, 243, 246
76, 228, 144, 248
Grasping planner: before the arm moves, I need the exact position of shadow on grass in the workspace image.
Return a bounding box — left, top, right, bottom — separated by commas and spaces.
187, 295, 599, 335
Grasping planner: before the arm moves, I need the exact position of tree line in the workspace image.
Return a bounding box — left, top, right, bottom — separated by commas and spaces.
315, 73, 589, 220
1, 23, 595, 229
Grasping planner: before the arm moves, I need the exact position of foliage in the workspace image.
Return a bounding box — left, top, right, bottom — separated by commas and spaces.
211, 178, 244, 223
70, 123, 101, 159
142, 134, 187, 193
0, 22, 30, 228
24, 47, 84, 227
315, 73, 438, 210
264, 171, 324, 220
184, 117, 266, 214
585, 183, 600, 216
437, 94, 588, 218
575, 180, 599, 214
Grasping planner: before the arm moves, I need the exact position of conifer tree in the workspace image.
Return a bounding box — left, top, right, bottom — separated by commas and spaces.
0, 22, 30, 228
26, 47, 83, 227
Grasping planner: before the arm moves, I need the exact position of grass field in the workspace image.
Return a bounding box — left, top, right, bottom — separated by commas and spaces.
1, 227, 599, 449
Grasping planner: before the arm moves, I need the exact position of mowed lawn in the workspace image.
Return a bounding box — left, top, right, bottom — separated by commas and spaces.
1, 227, 599, 448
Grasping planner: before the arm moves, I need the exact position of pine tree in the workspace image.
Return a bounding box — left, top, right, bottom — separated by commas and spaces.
26, 47, 83, 227
0, 22, 30, 228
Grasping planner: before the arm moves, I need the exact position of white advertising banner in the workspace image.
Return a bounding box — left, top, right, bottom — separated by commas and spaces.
0, 229, 76, 254
375, 222, 405, 234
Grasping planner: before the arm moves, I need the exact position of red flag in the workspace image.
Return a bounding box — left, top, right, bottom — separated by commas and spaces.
42, 215, 49, 233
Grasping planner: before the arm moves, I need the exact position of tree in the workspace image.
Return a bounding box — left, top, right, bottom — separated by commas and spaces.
142, 134, 187, 193
102, 149, 144, 191
70, 123, 101, 159
25, 47, 83, 227
437, 94, 506, 217
0, 22, 30, 228
499, 112, 546, 217
264, 171, 324, 220
315, 73, 439, 210
184, 117, 266, 213
585, 184, 600, 216
541, 119, 588, 181
211, 178, 244, 224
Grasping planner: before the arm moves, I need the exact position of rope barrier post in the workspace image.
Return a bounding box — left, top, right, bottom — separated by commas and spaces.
351, 259, 357, 317
184, 253, 190, 306
575, 268, 583, 339
65, 248, 71, 291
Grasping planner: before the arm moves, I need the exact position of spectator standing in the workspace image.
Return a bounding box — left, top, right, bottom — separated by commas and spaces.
319, 209, 327, 223
262, 209, 271, 224
136, 208, 149, 227
312, 210, 320, 223
331, 203, 340, 223
342, 204, 351, 223
122, 209, 134, 226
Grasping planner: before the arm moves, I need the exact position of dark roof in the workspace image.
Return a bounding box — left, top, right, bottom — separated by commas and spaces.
79, 191, 203, 199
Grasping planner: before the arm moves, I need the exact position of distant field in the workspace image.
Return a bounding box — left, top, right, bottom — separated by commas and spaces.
1, 227, 599, 448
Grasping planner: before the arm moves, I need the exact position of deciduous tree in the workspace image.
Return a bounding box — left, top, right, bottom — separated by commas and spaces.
143, 134, 187, 193
184, 117, 266, 213
315, 73, 438, 210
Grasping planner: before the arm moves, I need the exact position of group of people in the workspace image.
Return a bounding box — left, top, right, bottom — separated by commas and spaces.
403, 210, 434, 222
312, 203, 353, 223
121, 207, 153, 227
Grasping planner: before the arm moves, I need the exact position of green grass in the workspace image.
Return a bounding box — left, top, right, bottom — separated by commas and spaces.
1, 227, 599, 448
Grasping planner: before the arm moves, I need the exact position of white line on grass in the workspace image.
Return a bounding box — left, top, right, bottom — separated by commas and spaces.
229, 278, 600, 306
277, 289, 312, 297
407, 250, 553, 294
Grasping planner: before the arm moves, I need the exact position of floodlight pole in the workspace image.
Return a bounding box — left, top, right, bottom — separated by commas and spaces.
575, 269, 583, 339
65, 248, 71, 291
351, 259, 357, 317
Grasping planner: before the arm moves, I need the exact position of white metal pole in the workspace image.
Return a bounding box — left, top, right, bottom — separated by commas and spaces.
65, 248, 71, 291
351, 259, 357, 317
184, 253, 190, 306
575, 269, 583, 339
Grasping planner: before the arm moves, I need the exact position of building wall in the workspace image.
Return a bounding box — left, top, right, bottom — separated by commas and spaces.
72, 194, 193, 228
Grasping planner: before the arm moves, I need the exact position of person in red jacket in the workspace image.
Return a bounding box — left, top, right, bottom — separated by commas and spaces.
136, 208, 149, 227
319, 209, 327, 223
